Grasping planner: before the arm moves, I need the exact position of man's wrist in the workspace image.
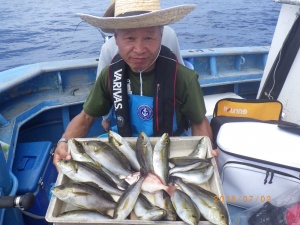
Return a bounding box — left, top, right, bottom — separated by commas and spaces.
57, 138, 68, 144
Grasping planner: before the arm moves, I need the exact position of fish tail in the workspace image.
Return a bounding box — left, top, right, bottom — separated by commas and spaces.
140, 167, 149, 177
165, 185, 177, 197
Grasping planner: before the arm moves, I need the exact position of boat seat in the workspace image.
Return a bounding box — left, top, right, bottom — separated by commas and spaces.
204, 92, 243, 122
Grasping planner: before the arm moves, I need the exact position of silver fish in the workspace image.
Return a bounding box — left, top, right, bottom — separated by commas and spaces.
56, 159, 123, 196
134, 194, 166, 221
153, 191, 177, 221
153, 133, 170, 185
108, 130, 140, 171
169, 156, 212, 167
113, 175, 145, 220
169, 161, 203, 174
52, 182, 116, 213
170, 189, 200, 225
125, 171, 140, 185
68, 138, 98, 166
136, 132, 153, 172
169, 157, 212, 174
58, 210, 112, 220
171, 165, 214, 185
101, 166, 129, 190
80, 140, 133, 178
173, 177, 229, 225
188, 136, 208, 158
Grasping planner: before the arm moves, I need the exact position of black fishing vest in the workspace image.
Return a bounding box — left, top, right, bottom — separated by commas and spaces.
108, 45, 179, 137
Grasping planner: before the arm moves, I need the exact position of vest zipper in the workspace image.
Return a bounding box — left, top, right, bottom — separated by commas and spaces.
156, 84, 160, 131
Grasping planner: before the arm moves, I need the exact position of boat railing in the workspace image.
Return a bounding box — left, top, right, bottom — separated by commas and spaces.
182, 46, 270, 87
0, 46, 270, 93
0, 58, 98, 94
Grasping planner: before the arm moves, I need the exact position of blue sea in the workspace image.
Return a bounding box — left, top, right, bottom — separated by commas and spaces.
0, 0, 281, 72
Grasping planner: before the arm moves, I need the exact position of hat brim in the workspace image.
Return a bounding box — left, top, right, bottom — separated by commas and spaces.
78, 4, 196, 33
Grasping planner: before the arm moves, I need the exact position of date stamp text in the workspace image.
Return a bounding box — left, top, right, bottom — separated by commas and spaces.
214, 195, 271, 203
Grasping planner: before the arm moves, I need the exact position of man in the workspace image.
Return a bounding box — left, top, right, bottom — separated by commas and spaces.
53, 0, 213, 167
97, 0, 186, 132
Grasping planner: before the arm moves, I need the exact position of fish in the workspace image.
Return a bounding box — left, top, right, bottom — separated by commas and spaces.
169, 157, 213, 174
56, 159, 123, 196
58, 209, 112, 220
108, 130, 140, 171
113, 175, 145, 220
136, 132, 154, 172
142, 172, 177, 197
188, 136, 208, 159
153, 133, 170, 185
126, 171, 177, 197
153, 191, 177, 221
170, 189, 201, 225
133, 194, 166, 221
125, 171, 141, 185
52, 182, 116, 213
68, 138, 98, 166
101, 166, 129, 190
169, 156, 212, 167
80, 140, 133, 178
169, 161, 206, 174
171, 164, 214, 185
173, 177, 229, 225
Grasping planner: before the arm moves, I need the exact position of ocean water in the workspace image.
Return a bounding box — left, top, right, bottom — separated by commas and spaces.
0, 0, 281, 72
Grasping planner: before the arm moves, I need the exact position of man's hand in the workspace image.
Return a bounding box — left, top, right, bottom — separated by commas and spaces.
211, 149, 219, 167
211, 149, 219, 157
53, 142, 71, 172
52, 110, 96, 171
101, 120, 111, 132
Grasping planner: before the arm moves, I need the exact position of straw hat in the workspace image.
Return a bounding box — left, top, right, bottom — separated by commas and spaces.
103, 0, 116, 18
78, 0, 196, 33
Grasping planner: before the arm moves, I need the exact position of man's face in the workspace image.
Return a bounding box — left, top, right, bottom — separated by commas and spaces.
114, 26, 163, 73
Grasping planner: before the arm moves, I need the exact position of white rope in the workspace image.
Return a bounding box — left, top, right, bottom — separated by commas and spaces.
137, 45, 161, 96
265, 49, 282, 100
265, 12, 299, 99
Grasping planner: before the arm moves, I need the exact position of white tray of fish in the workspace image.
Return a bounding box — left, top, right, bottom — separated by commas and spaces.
46, 132, 229, 225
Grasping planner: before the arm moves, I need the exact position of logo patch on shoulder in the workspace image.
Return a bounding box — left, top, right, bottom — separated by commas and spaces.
137, 105, 153, 121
